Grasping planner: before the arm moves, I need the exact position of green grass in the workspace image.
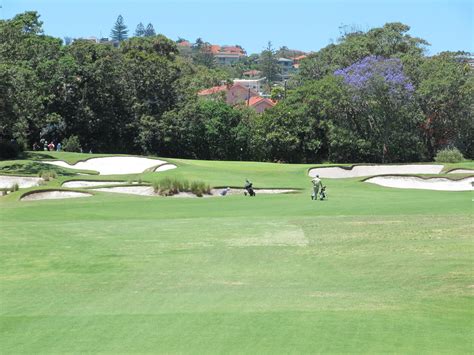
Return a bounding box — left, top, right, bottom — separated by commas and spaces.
0, 152, 473, 353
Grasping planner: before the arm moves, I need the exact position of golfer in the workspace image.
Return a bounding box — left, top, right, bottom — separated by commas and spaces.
311, 175, 323, 200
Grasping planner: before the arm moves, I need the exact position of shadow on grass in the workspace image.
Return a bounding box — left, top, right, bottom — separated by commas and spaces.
0, 162, 76, 176
19, 152, 56, 160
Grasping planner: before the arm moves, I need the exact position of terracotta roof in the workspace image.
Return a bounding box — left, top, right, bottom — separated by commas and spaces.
248, 96, 276, 107
208, 45, 221, 54
293, 55, 307, 61
198, 85, 228, 96
221, 46, 245, 54
177, 40, 191, 47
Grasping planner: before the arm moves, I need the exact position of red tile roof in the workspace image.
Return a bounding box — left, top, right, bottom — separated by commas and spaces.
198, 85, 228, 96
248, 96, 276, 107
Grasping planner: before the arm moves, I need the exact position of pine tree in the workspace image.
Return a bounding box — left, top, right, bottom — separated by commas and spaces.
134, 22, 145, 37
110, 15, 128, 42
144, 23, 156, 37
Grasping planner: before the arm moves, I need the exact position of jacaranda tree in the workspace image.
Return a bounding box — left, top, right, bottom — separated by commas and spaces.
333, 55, 426, 162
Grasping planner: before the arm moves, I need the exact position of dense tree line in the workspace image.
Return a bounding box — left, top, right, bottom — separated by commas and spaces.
1, 13, 472, 162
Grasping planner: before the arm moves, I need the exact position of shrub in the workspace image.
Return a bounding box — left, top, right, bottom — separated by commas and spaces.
10, 183, 19, 192
434, 147, 464, 163
62, 135, 82, 152
0, 139, 22, 159
38, 170, 57, 181
152, 177, 210, 197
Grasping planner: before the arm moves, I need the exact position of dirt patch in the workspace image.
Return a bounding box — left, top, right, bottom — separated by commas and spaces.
309, 164, 444, 179
0, 175, 43, 189
228, 229, 308, 247
21, 190, 92, 201
365, 176, 474, 191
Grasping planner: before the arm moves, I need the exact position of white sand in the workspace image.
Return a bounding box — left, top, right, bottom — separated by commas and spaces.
93, 186, 297, 197
21, 190, 92, 201
42, 157, 167, 175
365, 176, 474, 191
62, 180, 128, 188
211, 188, 297, 196
154, 164, 177, 172
0, 175, 43, 189
447, 169, 474, 174
309, 164, 444, 178
93, 186, 156, 196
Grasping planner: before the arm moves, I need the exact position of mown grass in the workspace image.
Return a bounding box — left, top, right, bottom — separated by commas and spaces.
0, 152, 472, 353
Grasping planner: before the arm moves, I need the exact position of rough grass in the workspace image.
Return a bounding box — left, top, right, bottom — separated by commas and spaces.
0, 152, 472, 353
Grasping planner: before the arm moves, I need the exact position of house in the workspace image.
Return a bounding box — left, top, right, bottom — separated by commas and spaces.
233, 78, 266, 94
248, 96, 276, 113
206, 45, 246, 65
277, 58, 295, 80
243, 70, 262, 78
198, 83, 274, 112
292, 55, 307, 69
198, 83, 259, 105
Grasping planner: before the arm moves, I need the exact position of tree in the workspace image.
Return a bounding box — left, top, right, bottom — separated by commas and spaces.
333, 55, 425, 162
134, 22, 145, 37
417, 53, 473, 158
144, 23, 156, 37
299, 22, 428, 81
259, 41, 279, 82
110, 15, 128, 42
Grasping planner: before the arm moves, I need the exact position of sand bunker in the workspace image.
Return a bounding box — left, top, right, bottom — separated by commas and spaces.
0, 175, 43, 189
365, 176, 474, 191
93, 186, 297, 197
21, 190, 92, 201
93, 186, 156, 196
309, 164, 444, 178
211, 188, 297, 196
447, 169, 474, 174
62, 180, 128, 188
153, 164, 177, 172
42, 156, 167, 175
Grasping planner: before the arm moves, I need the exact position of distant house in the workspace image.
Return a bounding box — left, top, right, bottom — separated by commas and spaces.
292, 55, 307, 69
206, 45, 246, 65
233, 78, 266, 94
198, 83, 274, 112
243, 70, 262, 78
248, 96, 276, 113
277, 58, 295, 80
198, 83, 258, 105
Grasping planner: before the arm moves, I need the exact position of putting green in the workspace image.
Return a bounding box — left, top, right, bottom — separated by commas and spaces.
0, 152, 472, 353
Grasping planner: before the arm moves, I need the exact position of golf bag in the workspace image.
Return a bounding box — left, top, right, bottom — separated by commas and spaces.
319, 186, 327, 200
244, 182, 256, 196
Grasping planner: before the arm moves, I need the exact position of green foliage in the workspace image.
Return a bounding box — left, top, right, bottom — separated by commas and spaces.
144, 23, 156, 37
434, 147, 464, 163
0, 139, 22, 159
10, 183, 19, 192
38, 170, 57, 181
62, 135, 81, 152
134, 22, 145, 37
152, 177, 210, 197
259, 41, 279, 82
0, 12, 471, 164
110, 15, 128, 42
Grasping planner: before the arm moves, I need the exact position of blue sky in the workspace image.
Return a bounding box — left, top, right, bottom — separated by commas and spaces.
1, 0, 472, 54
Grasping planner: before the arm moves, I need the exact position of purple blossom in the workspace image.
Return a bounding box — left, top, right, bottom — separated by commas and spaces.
334, 56, 414, 97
